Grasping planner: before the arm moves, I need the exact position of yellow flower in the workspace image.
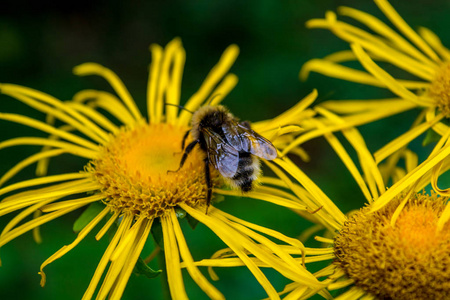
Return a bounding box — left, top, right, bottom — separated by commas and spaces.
0, 38, 323, 299
295, 0, 450, 164
192, 113, 450, 299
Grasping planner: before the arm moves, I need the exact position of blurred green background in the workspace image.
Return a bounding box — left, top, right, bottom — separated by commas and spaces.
1, 0, 449, 299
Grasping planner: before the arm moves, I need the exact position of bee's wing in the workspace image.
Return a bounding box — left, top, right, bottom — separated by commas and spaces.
203, 128, 239, 178
222, 122, 277, 160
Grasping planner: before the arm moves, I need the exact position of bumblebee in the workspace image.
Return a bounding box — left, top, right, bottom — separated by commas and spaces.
173, 105, 277, 211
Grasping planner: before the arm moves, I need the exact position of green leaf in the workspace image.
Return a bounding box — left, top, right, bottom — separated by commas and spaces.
73, 201, 106, 232
133, 257, 161, 278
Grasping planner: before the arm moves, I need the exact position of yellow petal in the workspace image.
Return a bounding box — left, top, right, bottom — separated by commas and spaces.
73, 63, 143, 122
39, 207, 110, 287
168, 210, 225, 300
371, 143, 450, 212
181, 204, 281, 299
351, 44, 432, 106
0, 173, 89, 197
73, 90, 136, 126
0, 113, 99, 150
418, 27, 450, 61
147, 44, 163, 123
374, 0, 440, 63
374, 112, 445, 164
338, 6, 437, 66
109, 218, 152, 300
161, 213, 189, 300
82, 215, 132, 300
179, 44, 239, 125
166, 43, 186, 124
0, 137, 97, 159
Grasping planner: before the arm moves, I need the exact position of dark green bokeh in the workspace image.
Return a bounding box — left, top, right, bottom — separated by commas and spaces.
1, 1, 449, 299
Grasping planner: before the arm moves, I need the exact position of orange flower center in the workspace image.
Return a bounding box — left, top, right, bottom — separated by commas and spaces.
87, 123, 216, 219
334, 193, 450, 299
429, 62, 450, 117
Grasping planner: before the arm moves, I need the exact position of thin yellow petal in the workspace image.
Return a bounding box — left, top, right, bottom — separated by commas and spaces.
319, 98, 407, 114
216, 209, 307, 255
95, 212, 120, 241
371, 144, 450, 212
109, 218, 152, 300
255, 90, 318, 133
0, 203, 86, 248
168, 210, 225, 300
110, 217, 145, 261
374, 0, 440, 63
351, 44, 432, 106
67, 101, 119, 134
82, 215, 132, 300
335, 286, 367, 300
280, 100, 415, 156
308, 14, 436, 80
0, 137, 97, 159
338, 6, 437, 66
147, 44, 163, 123
0, 149, 66, 186
1, 197, 56, 237
96, 215, 136, 300
215, 189, 307, 210
73, 90, 136, 126
206, 74, 239, 107
314, 118, 373, 203
0, 181, 99, 216
1, 88, 109, 144
374, 112, 445, 164
166, 44, 186, 124
0, 173, 89, 197
327, 278, 355, 290
41, 194, 105, 213
156, 38, 183, 124
300, 59, 382, 86
0, 113, 99, 150
73, 63, 143, 122
161, 213, 189, 300
418, 27, 450, 61
181, 204, 281, 299
271, 159, 346, 229
39, 207, 110, 287
179, 44, 239, 125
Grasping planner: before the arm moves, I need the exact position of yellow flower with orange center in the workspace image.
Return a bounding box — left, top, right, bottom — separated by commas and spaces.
0, 38, 323, 299
292, 0, 450, 165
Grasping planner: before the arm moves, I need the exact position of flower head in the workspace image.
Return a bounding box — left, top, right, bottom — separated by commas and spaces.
335, 192, 450, 299
0, 38, 323, 299
194, 111, 450, 298
296, 0, 450, 163
280, 120, 450, 298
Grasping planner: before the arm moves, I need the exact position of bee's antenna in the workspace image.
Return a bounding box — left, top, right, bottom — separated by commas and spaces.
165, 103, 194, 114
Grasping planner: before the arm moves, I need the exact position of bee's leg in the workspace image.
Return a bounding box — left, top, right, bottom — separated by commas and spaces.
167, 140, 199, 173
204, 158, 212, 214
180, 130, 190, 151
173, 130, 191, 156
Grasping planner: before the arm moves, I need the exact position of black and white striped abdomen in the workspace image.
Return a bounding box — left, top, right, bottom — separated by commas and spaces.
226, 151, 261, 192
